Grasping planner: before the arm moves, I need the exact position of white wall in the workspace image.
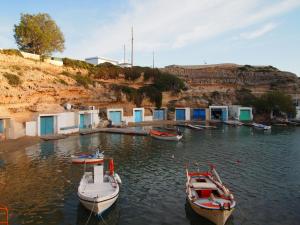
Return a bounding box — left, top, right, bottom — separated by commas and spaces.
57, 112, 79, 134
85, 57, 119, 65
296, 106, 300, 119
144, 116, 153, 121
8, 120, 25, 139
26, 121, 37, 136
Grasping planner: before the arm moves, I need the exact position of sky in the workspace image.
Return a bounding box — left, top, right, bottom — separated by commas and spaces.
0, 0, 300, 75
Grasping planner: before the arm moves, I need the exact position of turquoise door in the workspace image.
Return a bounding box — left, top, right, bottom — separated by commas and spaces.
153, 109, 164, 120
109, 111, 121, 125
221, 109, 228, 121
0, 120, 3, 133
134, 110, 143, 122
79, 114, 85, 129
40, 116, 54, 135
176, 109, 186, 120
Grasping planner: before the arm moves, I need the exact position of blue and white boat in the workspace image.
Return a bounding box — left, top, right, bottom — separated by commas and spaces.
252, 123, 271, 130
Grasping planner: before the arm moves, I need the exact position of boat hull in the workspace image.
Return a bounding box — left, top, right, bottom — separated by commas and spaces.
78, 193, 119, 215
189, 199, 234, 225
150, 133, 182, 141
71, 158, 104, 164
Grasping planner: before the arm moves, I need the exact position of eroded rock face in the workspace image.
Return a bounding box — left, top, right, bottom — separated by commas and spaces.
162, 64, 299, 95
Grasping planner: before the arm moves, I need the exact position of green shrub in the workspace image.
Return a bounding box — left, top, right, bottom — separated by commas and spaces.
63, 58, 93, 70
3, 72, 22, 86
57, 78, 68, 85
92, 63, 121, 79
0, 49, 23, 57
60, 71, 73, 77
74, 74, 92, 88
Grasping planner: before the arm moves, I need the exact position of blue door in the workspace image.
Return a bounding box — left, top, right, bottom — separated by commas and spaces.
153, 109, 164, 120
176, 109, 186, 120
40, 116, 54, 135
79, 114, 85, 129
134, 110, 143, 122
109, 111, 121, 125
0, 120, 3, 133
193, 109, 206, 120
221, 109, 227, 121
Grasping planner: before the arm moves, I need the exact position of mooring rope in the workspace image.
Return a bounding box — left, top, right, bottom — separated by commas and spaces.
84, 197, 97, 225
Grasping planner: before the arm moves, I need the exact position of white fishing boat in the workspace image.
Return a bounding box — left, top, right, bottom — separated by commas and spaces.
78, 159, 121, 215
186, 165, 236, 225
252, 123, 271, 130
150, 129, 183, 141
195, 125, 217, 129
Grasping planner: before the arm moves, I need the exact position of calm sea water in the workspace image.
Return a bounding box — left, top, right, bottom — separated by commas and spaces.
0, 125, 300, 225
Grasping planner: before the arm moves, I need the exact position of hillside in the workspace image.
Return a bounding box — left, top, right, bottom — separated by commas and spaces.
0, 52, 299, 123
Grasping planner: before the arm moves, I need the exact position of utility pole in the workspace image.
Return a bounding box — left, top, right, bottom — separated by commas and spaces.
131, 26, 133, 67
152, 50, 155, 69
123, 44, 126, 63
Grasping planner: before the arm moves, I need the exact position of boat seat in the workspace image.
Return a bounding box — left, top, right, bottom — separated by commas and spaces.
191, 182, 217, 190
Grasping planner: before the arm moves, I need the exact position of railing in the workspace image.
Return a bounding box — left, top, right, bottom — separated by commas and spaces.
0, 205, 8, 225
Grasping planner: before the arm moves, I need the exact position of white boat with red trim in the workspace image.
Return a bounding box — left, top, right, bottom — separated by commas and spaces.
150, 129, 183, 141
186, 165, 236, 225
71, 150, 104, 164
78, 159, 121, 214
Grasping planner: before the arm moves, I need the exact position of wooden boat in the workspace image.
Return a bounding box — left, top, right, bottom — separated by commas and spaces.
78, 159, 121, 215
223, 120, 243, 126
150, 129, 183, 141
186, 165, 236, 225
71, 150, 104, 164
195, 124, 217, 129
187, 124, 203, 130
252, 123, 271, 130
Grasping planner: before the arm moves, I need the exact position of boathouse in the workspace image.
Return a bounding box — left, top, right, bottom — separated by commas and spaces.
133, 108, 144, 123
37, 113, 58, 136
78, 109, 100, 129
175, 108, 190, 121
0, 117, 10, 140
153, 108, 167, 120
209, 106, 228, 121
107, 108, 124, 125
191, 108, 208, 121
296, 106, 300, 120
229, 105, 253, 121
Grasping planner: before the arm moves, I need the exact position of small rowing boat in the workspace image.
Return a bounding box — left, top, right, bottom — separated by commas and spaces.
223, 120, 243, 126
186, 165, 236, 225
71, 149, 104, 164
187, 124, 204, 130
78, 158, 121, 215
150, 129, 183, 141
252, 123, 271, 130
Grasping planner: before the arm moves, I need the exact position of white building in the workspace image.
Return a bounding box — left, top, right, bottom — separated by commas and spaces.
25, 109, 100, 136
229, 105, 253, 121
209, 106, 229, 121
85, 57, 119, 66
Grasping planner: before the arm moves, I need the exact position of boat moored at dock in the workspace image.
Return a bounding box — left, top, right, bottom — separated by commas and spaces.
150, 129, 183, 141
252, 123, 271, 130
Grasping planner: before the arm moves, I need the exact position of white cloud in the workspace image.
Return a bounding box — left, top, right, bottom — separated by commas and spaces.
65, 0, 300, 59
240, 23, 277, 39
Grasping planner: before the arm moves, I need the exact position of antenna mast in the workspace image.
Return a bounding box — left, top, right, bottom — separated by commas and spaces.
152, 50, 154, 69
123, 44, 126, 63
131, 26, 133, 67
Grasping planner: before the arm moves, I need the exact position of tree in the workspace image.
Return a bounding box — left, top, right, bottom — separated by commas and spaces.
254, 91, 296, 118
14, 13, 65, 56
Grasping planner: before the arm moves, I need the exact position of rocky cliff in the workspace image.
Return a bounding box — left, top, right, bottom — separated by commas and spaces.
0, 53, 299, 122
162, 64, 300, 105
